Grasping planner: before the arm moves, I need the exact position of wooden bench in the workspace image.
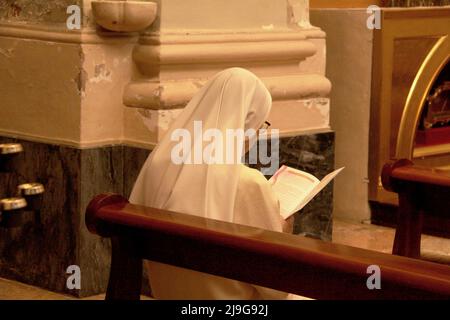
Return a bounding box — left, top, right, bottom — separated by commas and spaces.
382, 159, 450, 258
85, 193, 450, 300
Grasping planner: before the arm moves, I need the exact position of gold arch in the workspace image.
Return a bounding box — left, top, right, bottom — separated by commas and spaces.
396, 35, 450, 159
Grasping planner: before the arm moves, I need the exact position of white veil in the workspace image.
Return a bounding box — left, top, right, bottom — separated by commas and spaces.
129, 68, 272, 222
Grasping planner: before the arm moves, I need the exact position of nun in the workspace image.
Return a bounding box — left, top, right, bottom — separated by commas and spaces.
130, 67, 299, 300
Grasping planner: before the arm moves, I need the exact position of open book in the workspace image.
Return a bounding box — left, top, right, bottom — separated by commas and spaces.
269, 165, 344, 219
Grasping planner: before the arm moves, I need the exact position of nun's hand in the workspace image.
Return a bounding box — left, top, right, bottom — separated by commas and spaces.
281, 216, 295, 234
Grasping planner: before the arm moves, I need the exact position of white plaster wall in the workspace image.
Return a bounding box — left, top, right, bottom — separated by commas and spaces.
0, 36, 82, 145
0, 30, 141, 148
271, 98, 330, 134
80, 43, 134, 147
0, 0, 331, 150
121, 0, 331, 147
298, 38, 327, 75
310, 9, 373, 222
123, 108, 173, 148
159, 0, 288, 31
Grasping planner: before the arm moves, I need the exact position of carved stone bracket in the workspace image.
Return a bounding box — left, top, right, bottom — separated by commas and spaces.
91, 0, 157, 32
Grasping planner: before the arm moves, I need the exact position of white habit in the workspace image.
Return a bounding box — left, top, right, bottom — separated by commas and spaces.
130, 68, 297, 300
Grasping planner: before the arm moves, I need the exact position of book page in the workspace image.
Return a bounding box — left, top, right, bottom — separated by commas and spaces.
270, 166, 345, 219
290, 167, 345, 216
269, 166, 319, 219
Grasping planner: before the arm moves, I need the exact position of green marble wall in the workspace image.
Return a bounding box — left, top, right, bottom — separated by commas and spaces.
0, 131, 334, 297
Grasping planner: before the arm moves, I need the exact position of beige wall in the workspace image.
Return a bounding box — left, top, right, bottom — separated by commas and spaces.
311, 9, 373, 222
0, 1, 142, 148
0, 0, 331, 149
310, 0, 386, 8
124, 0, 331, 144
159, 0, 287, 30
80, 43, 132, 147
0, 0, 83, 24
0, 36, 83, 145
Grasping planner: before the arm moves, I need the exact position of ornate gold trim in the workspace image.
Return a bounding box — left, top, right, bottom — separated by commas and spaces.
414, 143, 450, 158
396, 36, 449, 159
383, 7, 450, 20
368, 7, 450, 203
310, 0, 385, 8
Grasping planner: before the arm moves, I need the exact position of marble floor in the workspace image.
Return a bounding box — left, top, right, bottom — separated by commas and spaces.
0, 277, 152, 300
333, 219, 450, 265
1, 219, 449, 300
0, 277, 99, 300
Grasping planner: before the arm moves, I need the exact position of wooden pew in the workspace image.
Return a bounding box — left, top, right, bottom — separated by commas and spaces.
382, 159, 450, 258
85, 193, 450, 300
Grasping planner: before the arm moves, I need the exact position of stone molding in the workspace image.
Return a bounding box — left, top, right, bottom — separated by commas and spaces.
0, 21, 138, 44
127, 28, 329, 109
0, 0, 331, 148
124, 74, 331, 109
